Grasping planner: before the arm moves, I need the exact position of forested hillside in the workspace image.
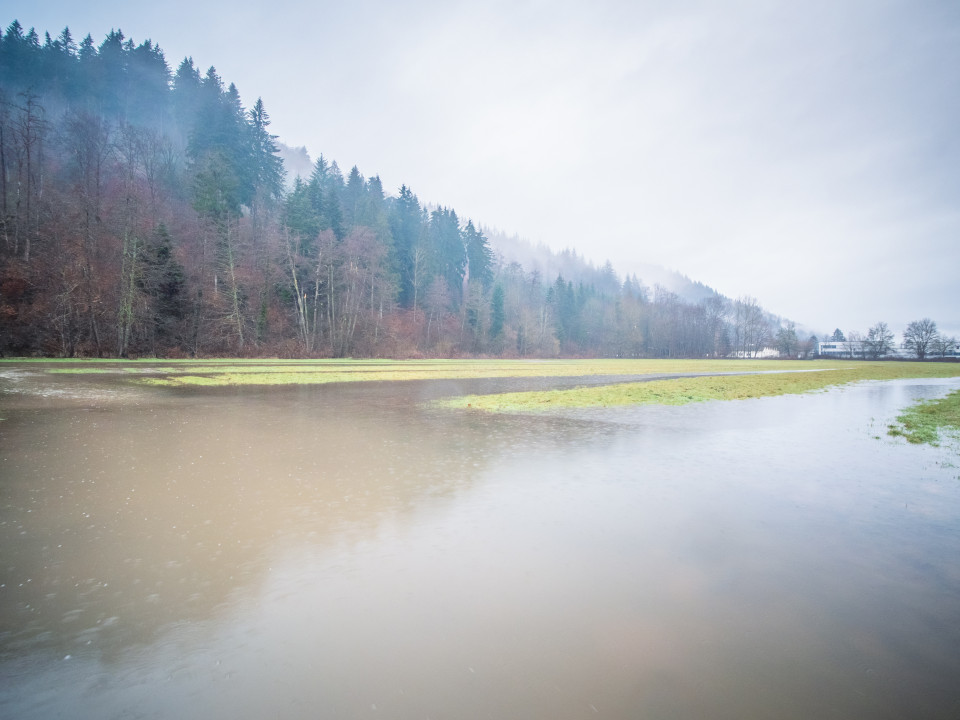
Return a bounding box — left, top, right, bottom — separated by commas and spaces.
0, 21, 788, 358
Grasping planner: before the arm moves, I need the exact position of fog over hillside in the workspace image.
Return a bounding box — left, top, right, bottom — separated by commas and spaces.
276, 142, 314, 187
484, 227, 810, 339
486, 228, 721, 303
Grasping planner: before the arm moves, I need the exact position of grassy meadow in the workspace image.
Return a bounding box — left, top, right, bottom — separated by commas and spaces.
434, 361, 960, 411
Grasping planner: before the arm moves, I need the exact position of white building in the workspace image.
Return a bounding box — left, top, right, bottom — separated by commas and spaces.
816, 340, 959, 359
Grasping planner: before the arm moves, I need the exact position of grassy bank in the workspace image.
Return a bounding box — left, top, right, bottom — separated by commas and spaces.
887, 389, 960, 446
436, 361, 960, 412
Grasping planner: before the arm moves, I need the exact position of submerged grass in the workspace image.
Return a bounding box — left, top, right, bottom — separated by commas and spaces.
437, 362, 960, 413
887, 389, 960, 446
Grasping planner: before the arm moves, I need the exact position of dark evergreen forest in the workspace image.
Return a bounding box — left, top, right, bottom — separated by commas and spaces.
0, 21, 789, 358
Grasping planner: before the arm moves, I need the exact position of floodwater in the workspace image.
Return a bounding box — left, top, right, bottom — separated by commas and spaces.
2, 367, 960, 720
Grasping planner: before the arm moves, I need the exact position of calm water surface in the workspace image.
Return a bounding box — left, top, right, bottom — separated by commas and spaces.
1, 367, 959, 719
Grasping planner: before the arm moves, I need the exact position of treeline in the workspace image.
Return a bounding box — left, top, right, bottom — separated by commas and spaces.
824, 320, 958, 360
0, 21, 783, 359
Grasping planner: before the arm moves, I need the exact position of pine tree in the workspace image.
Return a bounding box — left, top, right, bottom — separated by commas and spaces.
388, 184, 425, 308
43, 27, 79, 99
248, 97, 284, 200
343, 165, 366, 228
320, 159, 345, 238
489, 284, 505, 343
126, 39, 171, 129
428, 207, 465, 306
283, 176, 320, 242
95, 29, 128, 119
462, 220, 493, 290
142, 223, 185, 352
187, 71, 256, 209
0, 21, 35, 89
172, 57, 201, 121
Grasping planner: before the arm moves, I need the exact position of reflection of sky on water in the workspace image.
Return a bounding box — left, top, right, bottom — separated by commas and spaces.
1, 376, 959, 719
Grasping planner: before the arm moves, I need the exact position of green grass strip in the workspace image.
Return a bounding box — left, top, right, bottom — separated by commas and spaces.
887, 389, 960, 446
437, 362, 960, 412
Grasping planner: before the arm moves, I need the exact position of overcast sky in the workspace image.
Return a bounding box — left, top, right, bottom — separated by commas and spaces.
12, 0, 960, 337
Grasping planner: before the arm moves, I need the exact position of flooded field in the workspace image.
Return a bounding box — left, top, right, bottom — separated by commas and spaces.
2, 365, 960, 719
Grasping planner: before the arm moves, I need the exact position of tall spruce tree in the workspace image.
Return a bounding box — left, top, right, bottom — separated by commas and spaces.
428, 207, 466, 306
462, 220, 493, 290
248, 97, 284, 201
388, 184, 425, 308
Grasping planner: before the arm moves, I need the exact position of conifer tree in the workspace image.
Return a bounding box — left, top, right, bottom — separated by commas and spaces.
172, 57, 201, 124
127, 39, 171, 129
343, 165, 365, 228
428, 207, 466, 306
283, 177, 320, 242
248, 97, 284, 201
143, 223, 185, 351
489, 284, 505, 343
388, 184, 425, 308
319, 159, 345, 238
462, 220, 493, 290
95, 29, 128, 118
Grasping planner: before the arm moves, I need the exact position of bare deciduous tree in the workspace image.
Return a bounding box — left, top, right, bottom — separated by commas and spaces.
865, 321, 894, 359
931, 334, 956, 359
903, 318, 938, 359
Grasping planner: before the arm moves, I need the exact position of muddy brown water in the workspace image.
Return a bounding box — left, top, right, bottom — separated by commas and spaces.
2, 366, 960, 719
